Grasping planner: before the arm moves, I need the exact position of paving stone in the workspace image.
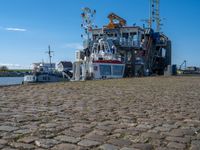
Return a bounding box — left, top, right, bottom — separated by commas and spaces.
98, 121, 118, 126
166, 136, 190, 144
136, 124, 153, 130
1, 77, 200, 150
154, 126, 171, 132
141, 132, 164, 139
51, 143, 79, 150
120, 147, 139, 150
151, 139, 162, 147
40, 123, 58, 128
98, 144, 119, 150
62, 130, 86, 137
2, 147, 17, 150
191, 140, 200, 146
85, 133, 107, 142
164, 129, 184, 137
0, 144, 4, 149
10, 142, 35, 149
54, 135, 80, 143
71, 126, 91, 134
155, 147, 167, 150
190, 145, 200, 150
35, 139, 60, 149
96, 125, 114, 132
197, 133, 200, 140
108, 139, 132, 147
78, 139, 101, 147
14, 129, 32, 134
18, 136, 38, 143
88, 129, 108, 136
2, 133, 22, 140
167, 142, 186, 149
0, 126, 18, 132
162, 124, 179, 129
131, 143, 153, 150
0, 139, 8, 145
182, 129, 195, 136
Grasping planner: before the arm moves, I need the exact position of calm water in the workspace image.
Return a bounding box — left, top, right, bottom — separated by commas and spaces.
0, 77, 24, 86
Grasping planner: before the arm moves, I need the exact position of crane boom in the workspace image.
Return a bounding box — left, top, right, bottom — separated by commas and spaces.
107, 13, 127, 29
149, 0, 162, 32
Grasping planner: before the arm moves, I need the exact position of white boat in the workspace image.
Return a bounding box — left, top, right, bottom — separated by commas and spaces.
23, 73, 64, 83
23, 46, 70, 83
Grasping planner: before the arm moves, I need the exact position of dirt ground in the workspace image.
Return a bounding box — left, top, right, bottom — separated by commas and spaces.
0, 76, 200, 150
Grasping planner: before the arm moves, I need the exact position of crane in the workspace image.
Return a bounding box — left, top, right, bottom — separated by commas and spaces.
149, 0, 162, 32
107, 13, 127, 29
179, 60, 187, 70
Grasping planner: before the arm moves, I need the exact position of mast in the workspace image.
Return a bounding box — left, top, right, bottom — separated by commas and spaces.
149, 0, 162, 32
46, 45, 54, 68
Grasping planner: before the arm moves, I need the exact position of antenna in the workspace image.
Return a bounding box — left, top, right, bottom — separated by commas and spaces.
81, 7, 96, 40
46, 45, 54, 67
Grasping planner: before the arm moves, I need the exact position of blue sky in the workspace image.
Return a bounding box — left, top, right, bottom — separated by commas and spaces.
0, 0, 200, 69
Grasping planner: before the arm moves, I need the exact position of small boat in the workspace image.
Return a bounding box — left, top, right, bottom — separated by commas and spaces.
23, 72, 65, 83
23, 46, 70, 84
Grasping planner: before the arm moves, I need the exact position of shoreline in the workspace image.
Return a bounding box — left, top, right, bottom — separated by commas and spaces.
0, 75, 200, 88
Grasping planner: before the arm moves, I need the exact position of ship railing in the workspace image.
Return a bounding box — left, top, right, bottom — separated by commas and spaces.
119, 37, 140, 48
91, 52, 116, 61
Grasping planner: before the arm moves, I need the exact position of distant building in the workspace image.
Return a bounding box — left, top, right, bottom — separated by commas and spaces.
32, 63, 56, 73
57, 61, 72, 72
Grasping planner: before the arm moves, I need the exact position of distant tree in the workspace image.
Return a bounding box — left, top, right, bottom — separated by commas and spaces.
0, 66, 9, 72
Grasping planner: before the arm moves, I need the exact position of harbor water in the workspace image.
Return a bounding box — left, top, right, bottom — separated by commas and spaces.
0, 77, 23, 86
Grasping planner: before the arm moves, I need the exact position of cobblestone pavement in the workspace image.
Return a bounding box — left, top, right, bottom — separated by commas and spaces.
0, 77, 200, 150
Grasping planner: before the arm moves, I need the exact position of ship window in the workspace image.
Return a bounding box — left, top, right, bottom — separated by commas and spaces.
130, 32, 136, 37
122, 33, 129, 39
93, 34, 98, 40
94, 66, 98, 71
113, 66, 124, 76
100, 65, 111, 76
108, 34, 113, 37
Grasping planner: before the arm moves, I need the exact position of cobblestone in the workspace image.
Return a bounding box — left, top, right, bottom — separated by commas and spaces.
35, 139, 59, 148
167, 142, 186, 149
54, 135, 80, 143
51, 143, 79, 150
0, 77, 200, 150
166, 136, 190, 143
9, 142, 35, 149
131, 143, 153, 150
78, 139, 101, 147
0, 126, 18, 132
98, 144, 119, 150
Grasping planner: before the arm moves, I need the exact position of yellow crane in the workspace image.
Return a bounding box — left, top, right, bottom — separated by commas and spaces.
107, 13, 127, 29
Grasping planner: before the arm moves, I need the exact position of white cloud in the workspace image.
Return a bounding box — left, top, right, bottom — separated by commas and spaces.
62, 43, 83, 50
5, 27, 27, 32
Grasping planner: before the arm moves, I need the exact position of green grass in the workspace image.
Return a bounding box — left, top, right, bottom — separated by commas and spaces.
9, 69, 31, 72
